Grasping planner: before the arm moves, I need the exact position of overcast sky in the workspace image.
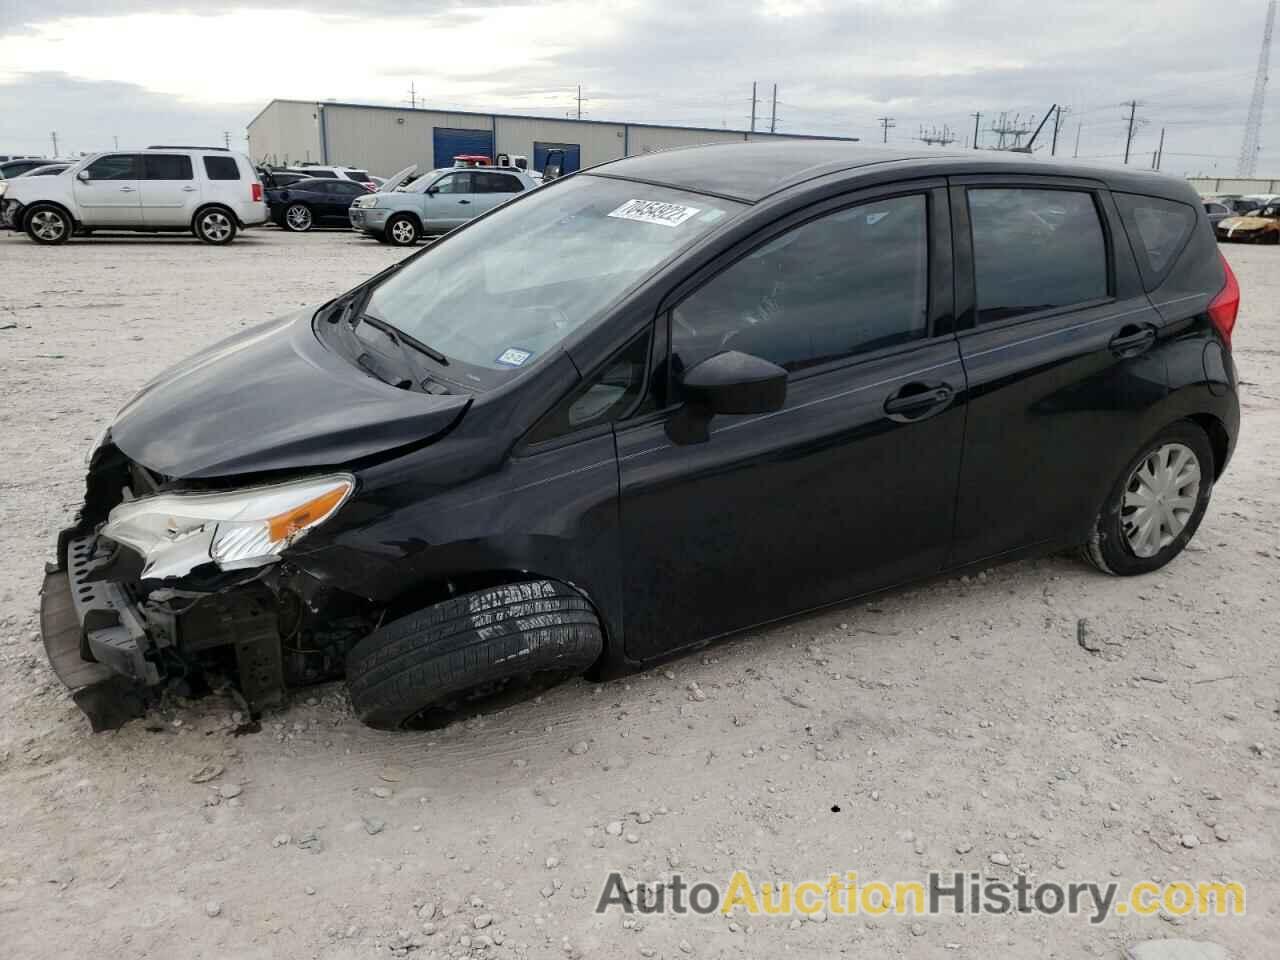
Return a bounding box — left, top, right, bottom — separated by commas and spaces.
1, 1, 1276, 178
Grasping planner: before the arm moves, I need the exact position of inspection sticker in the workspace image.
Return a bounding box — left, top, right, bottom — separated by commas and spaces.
495, 347, 533, 367
608, 199, 702, 227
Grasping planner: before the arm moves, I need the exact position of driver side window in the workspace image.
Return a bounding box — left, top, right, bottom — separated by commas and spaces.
670, 194, 929, 378
433, 173, 472, 194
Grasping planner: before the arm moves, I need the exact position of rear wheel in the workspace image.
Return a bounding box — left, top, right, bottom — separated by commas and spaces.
283, 203, 313, 232
25, 205, 72, 244
1083, 422, 1213, 576
346, 580, 604, 729
194, 207, 236, 244
385, 214, 419, 246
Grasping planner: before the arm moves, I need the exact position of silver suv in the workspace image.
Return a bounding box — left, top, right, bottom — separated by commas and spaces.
349, 164, 538, 245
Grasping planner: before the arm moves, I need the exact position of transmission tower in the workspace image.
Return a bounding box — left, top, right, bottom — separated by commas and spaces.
1238, 0, 1276, 176
919, 124, 958, 146
989, 112, 1034, 150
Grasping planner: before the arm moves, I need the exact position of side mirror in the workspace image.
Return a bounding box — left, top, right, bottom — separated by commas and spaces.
76, 170, 90, 182
667, 350, 787, 444
426, 186, 439, 196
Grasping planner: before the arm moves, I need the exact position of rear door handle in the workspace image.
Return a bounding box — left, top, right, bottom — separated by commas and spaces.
1110, 324, 1157, 357
884, 382, 954, 421
181, 186, 197, 192
457, 199, 471, 205
119, 186, 136, 192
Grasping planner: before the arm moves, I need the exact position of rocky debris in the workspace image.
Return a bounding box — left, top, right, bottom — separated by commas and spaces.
362, 816, 386, 836
687, 681, 707, 702
296, 831, 323, 853
989, 851, 1011, 866
911, 922, 926, 937
188, 763, 224, 784
1180, 833, 1200, 849
204, 900, 222, 918
955, 840, 974, 854
605, 820, 624, 836
271, 833, 291, 848
371, 786, 393, 799
1125, 941, 1230, 960
569, 740, 590, 756
474, 914, 493, 929
418, 902, 437, 921
217, 783, 243, 800
603, 754, 627, 771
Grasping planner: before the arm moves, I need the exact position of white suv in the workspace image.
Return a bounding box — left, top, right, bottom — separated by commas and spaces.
281, 165, 376, 189
0, 147, 268, 245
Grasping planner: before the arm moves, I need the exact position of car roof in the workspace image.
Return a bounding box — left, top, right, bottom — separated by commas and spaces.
589, 141, 1194, 204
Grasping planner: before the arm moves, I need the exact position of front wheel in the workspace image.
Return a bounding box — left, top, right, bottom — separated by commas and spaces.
1083, 422, 1214, 576
346, 581, 603, 729
25, 205, 72, 244
385, 214, 419, 246
194, 208, 237, 244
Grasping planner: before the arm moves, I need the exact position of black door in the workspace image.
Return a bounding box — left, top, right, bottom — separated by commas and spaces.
947, 177, 1169, 566
616, 184, 966, 660
323, 181, 368, 223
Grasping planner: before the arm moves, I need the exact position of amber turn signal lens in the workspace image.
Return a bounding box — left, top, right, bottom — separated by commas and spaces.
267, 485, 349, 542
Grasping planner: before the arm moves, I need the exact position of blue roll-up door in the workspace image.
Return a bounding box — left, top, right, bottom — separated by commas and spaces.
432, 128, 495, 169
533, 142, 581, 174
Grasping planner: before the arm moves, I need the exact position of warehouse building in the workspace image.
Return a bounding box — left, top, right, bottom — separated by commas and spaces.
247, 99, 857, 177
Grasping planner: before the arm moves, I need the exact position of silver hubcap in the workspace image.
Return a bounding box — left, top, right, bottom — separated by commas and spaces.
391, 220, 415, 243
31, 210, 66, 241
1122, 442, 1200, 558
287, 205, 311, 230
202, 212, 232, 241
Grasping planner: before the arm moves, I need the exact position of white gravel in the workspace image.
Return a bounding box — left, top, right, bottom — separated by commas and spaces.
1, 227, 1278, 958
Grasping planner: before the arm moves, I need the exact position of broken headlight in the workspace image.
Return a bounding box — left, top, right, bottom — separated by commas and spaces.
101, 475, 354, 579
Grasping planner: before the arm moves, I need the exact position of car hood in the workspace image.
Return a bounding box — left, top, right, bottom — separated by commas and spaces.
1219, 217, 1274, 230
110, 309, 471, 479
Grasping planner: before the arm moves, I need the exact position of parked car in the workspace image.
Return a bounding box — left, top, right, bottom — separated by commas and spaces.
259, 168, 309, 189
1, 148, 267, 244
349, 164, 536, 245
282, 165, 376, 189
0, 157, 53, 179
1215, 203, 1280, 243
39, 143, 1239, 732
1203, 200, 1231, 226
267, 177, 372, 231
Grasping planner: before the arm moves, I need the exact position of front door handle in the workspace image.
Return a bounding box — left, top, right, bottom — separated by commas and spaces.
457, 199, 471, 205
1110, 324, 1157, 357
884, 382, 954, 421
182, 186, 197, 192
119, 186, 136, 192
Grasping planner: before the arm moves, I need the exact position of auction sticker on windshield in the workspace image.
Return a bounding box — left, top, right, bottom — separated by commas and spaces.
608, 199, 702, 227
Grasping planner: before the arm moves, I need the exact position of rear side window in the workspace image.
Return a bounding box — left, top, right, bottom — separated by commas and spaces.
306, 169, 337, 178
203, 156, 241, 180
967, 188, 1108, 323
84, 154, 142, 180
475, 172, 524, 194
143, 154, 193, 180
1114, 194, 1197, 284
343, 170, 370, 181
672, 193, 929, 375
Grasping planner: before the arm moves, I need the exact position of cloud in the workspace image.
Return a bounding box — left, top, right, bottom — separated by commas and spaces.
1, 0, 1276, 176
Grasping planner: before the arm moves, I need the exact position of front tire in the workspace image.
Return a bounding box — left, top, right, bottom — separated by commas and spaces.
346, 581, 604, 729
25, 205, 72, 244
194, 208, 237, 244
1083, 422, 1213, 576
385, 213, 420, 246
282, 203, 313, 232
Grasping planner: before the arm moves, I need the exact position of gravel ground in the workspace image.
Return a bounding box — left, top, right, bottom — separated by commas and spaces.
0, 226, 1277, 959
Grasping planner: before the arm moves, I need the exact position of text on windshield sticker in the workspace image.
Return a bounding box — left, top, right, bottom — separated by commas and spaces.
608, 199, 702, 228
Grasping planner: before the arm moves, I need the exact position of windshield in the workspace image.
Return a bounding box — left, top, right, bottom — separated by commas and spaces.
364, 175, 742, 373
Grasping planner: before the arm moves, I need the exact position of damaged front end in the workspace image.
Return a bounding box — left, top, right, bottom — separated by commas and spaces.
40, 443, 379, 731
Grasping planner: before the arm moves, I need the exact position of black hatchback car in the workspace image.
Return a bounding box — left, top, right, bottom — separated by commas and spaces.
41, 142, 1240, 731
267, 176, 371, 231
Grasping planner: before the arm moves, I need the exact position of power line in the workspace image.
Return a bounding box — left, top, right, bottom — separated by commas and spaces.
877, 116, 896, 143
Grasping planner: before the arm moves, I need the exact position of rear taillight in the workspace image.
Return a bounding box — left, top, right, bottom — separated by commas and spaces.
251, 182, 263, 202
1207, 252, 1240, 348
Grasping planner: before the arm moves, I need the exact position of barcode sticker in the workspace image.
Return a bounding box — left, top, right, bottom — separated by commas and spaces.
608, 199, 702, 227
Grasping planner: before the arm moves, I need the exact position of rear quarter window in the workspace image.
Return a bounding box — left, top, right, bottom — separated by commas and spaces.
1114, 193, 1197, 287
203, 155, 242, 180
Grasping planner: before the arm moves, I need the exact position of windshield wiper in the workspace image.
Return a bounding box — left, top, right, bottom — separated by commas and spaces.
357, 311, 449, 365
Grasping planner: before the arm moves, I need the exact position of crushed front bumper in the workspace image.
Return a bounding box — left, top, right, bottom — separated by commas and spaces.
39, 534, 150, 731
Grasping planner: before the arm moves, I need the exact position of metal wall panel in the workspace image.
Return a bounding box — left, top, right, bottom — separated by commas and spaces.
247, 101, 323, 167
626, 126, 745, 155
322, 107, 492, 177
495, 116, 624, 168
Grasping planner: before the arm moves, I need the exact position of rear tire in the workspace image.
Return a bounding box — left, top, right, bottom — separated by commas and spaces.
385, 213, 419, 246
1082, 421, 1213, 576
194, 207, 237, 244
282, 203, 313, 232
25, 204, 72, 244
346, 580, 603, 729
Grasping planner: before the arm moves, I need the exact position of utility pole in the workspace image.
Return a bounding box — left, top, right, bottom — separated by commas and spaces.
113, 135, 119, 150
574, 84, 588, 120
1122, 100, 1146, 165
971, 112, 981, 149
750, 82, 757, 133
50, 131, 58, 156
407, 81, 417, 109
1073, 121, 1082, 158
223, 131, 231, 150
1237, 0, 1275, 176
769, 84, 778, 134
1155, 126, 1166, 170
1051, 105, 1070, 156
877, 116, 896, 143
